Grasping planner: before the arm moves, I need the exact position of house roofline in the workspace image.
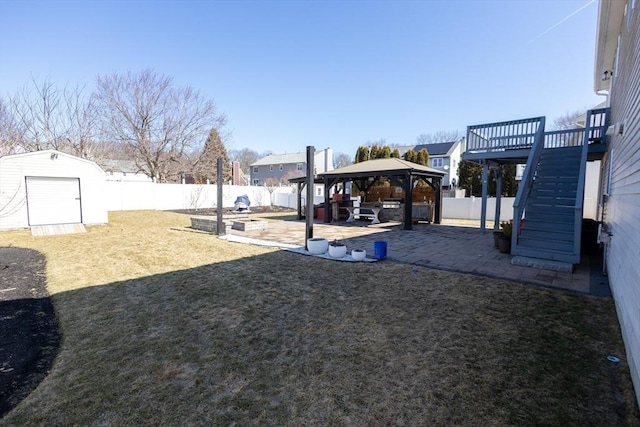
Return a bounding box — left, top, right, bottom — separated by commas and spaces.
594, 0, 626, 93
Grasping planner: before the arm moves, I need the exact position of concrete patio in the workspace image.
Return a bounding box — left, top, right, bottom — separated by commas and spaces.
224, 216, 611, 297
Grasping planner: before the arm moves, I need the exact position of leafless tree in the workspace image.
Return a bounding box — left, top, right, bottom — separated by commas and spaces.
0, 97, 24, 156
416, 130, 460, 144
551, 109, 586, 130
8, 78, 69, 152
3, 78, 96, 157
64, 86, 98, 158
264, 178, 281, 207
333, 152, 352, 168
229, 148, 259, 174
93, 69, 226, 182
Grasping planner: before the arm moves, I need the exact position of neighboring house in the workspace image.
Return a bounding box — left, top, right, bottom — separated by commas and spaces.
413, 140, 465, 188
593, 0, 640, 407
97, 159, 153, 182
0, 150, 108, 229
250, 148, 334, 196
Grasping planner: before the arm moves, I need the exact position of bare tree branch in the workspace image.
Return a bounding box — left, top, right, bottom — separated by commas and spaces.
93, 69, 227, 182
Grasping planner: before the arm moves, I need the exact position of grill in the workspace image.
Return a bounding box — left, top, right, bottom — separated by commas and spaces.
234, 195, 251, 212
382, 198, 401, 209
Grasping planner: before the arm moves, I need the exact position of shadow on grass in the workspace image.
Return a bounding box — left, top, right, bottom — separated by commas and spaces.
2, 249, 638, 425
0, 248, 60, 418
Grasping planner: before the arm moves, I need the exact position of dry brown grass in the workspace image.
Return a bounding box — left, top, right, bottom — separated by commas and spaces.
1, 211, 638, 426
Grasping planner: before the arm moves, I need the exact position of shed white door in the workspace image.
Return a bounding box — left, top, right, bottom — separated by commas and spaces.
26, 177, 82, 225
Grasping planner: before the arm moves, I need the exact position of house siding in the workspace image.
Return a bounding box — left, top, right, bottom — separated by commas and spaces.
604, 1, 640, 406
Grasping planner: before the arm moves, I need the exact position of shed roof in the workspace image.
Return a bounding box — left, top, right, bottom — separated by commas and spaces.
0, 149, 105, 174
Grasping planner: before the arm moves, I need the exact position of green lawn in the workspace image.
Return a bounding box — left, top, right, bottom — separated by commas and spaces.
1, 211, 638, 426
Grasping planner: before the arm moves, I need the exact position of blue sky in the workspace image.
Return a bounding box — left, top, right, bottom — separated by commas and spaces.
0, 0, 603, 157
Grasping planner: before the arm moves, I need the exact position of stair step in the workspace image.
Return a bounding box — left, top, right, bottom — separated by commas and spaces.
529, 196, 577, 205
534, 176, 580, 182
522, 219, 574, 233
518, 236, 574, 253
512, 246, 579, 264
520, 228, 573, 241
535, 169, 580, 177
524, 211, 574, 223
525, 206, 575, 214
532, 189, 578, 197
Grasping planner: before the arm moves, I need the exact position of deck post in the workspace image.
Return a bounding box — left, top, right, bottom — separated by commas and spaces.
494, 165, 502, 229
480, 161, 489, 233
216, 158, 225, 236
305, 146, 315, 247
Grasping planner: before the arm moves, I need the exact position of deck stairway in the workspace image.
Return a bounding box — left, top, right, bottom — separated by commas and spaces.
464, 107, 609, 267
515, 146, 583, 263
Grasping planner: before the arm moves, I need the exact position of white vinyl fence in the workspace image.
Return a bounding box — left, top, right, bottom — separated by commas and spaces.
104, 182, 598, 221
104, 181, 298, 211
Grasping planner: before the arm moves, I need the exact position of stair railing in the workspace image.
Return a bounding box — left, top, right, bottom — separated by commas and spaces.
512, 116, 546, 252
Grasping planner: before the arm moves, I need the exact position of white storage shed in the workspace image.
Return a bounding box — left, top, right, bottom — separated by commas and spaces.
0, 150, 108, 230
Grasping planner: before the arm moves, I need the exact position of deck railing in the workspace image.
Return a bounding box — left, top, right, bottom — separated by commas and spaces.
585, 107, 609, 144
544, 107, 609, 149
544, 128, 585, 148
466, 116, 545, 153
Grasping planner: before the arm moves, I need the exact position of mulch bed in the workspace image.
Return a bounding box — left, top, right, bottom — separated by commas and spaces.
0, 247, 60, 418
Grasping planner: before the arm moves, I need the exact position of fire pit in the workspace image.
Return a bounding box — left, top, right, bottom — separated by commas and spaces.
231, 219, 268, 232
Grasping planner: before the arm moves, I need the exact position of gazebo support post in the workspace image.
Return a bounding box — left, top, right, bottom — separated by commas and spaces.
323, 176, 333, 223
403, 172, 413, 230
434, 177, 442, 224
296, 181, 305, 220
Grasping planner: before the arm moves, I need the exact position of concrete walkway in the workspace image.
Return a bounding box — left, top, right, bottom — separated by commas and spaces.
225, 217, 610, 296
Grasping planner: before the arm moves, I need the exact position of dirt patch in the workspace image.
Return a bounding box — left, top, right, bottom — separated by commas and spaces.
0, 247, 60, 418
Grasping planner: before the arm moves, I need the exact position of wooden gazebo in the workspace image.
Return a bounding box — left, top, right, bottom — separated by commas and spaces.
291, 158, 446, 230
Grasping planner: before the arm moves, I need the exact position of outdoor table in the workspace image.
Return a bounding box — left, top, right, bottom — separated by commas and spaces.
345, 206, 381, 224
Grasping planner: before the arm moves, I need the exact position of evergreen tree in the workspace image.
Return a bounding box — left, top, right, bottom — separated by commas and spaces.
416, 148, 429, 166
354, 146, 369, 163
193, 128, 231, 183
403, 149, 417, 163
370, 144, 381, 159
380, 146, 391, 158
458, 160, 483, 197
391, 148, 401, 158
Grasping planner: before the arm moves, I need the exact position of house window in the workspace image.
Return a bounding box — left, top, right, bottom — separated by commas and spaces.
270, 165, 273, 171
432, 158, 443, 168
252, 179, 260, 185
317, 187, 322, 196
253, 166, 259, 173
297, 163, 303, 171
279, 164, 283, 171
